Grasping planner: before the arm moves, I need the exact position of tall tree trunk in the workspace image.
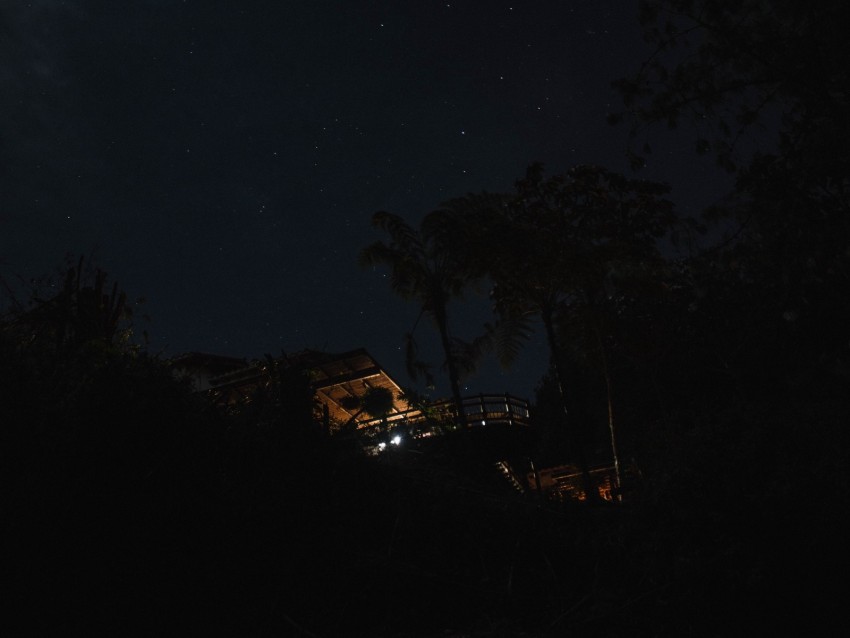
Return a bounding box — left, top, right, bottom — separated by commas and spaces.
594, 324, 622, 501
434, 299, 466, 429
541, 306, 598, 501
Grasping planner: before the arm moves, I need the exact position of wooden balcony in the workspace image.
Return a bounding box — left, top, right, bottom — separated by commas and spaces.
358, 393, 532, 436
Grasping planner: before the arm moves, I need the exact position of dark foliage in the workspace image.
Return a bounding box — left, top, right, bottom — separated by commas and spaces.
604, 0, 850, 630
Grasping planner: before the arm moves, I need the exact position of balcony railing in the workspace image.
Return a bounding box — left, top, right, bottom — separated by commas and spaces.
359, 393, 531, 435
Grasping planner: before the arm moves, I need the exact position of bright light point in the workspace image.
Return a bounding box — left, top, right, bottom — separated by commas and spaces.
481, 420, 486, 426
391, 435, 402, 445
377, 442, 387, 451
461, 130, 465, 135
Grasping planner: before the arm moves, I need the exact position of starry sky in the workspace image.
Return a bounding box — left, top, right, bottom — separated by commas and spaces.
1, 0, 727, 400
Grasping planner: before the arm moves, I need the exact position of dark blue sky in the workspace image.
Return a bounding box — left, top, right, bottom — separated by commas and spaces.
1, 1, 727, 399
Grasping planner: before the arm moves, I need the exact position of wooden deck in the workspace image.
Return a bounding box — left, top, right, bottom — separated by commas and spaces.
358, 393, 532, 435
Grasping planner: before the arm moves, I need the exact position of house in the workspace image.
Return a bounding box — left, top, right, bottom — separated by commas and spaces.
171, 348, 417, 432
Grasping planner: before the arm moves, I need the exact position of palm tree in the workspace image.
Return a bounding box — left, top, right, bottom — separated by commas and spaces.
434, 164, 675, 500
360, 211, 476, 428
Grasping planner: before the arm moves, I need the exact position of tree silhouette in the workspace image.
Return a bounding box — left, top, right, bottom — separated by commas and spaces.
1, 255, 143, 370
432, 164, 674, 498
360, 211, 477, 428
613, 0, 850, 171
606, 4, 849, 623
616, 1, 850, 382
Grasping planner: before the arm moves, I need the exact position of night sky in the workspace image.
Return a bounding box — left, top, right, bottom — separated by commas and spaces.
2, 1, 727, 400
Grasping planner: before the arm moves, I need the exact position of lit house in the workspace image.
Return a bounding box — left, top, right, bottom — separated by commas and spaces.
171, 348, 416, 432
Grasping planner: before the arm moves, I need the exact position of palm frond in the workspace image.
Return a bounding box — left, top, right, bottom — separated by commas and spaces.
371, 211, 425, 258
448, 331, 493, 379
360, 242, 431, 300
403, 331, 434, 386
490, 313, 536, 369
358, 240, 396, 269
